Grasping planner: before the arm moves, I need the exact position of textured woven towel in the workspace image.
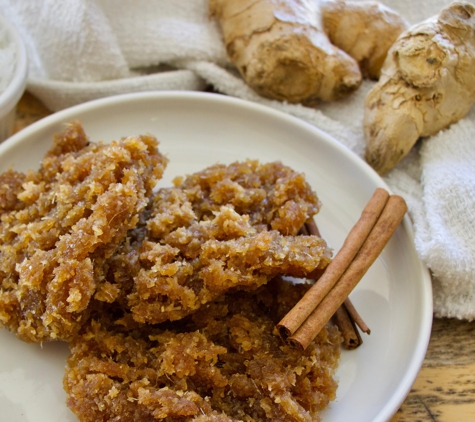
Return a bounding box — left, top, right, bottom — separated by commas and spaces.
0, 0, 474, 319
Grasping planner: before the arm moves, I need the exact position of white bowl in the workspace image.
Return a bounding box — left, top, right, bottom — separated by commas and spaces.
0, 14, 28, 142
0, 92, 432, 422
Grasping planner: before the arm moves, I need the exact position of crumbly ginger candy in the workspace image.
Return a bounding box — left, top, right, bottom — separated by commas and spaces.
99, 160, 332, 324
0, 121, 167, 342
64, 278, 341, 422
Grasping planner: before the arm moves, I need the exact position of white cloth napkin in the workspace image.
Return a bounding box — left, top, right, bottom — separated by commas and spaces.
0, 0, 474, 320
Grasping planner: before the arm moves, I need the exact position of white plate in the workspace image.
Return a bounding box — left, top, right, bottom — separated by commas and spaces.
0, 91, 432, 422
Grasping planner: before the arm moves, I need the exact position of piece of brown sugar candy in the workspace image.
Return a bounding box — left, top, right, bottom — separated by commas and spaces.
64, 278, 341, 422
165, 159, 322, 235
0, 121, 167, 342
102, 160, 332, 324
128, 222, 332, 324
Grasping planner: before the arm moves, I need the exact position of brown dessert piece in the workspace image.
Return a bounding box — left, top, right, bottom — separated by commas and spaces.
101, 160, 332, 324
160, 159, 322, 235
64, 278, 341, 422
0, 121, 168, 342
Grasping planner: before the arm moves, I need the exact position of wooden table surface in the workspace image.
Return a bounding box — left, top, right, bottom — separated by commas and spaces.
11, 92, 475, 422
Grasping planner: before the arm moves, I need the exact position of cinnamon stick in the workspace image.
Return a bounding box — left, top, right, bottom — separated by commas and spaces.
344, 297, 370, 334
277, 188, 390, 339
287, 194, 407, 350
333, 303, 362, 350
298, 224, 310, 236
305, 218, 321, 237
306, 218, 370, 339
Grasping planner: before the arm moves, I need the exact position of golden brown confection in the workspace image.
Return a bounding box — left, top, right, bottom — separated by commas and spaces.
64, 278, 341, 422
0, 122, 342, 421
165, 159, 322, 236
0, 121, 168, 342
101, 160, 332, 324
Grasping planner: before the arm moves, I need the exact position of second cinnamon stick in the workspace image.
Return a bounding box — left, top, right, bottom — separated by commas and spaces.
333, 304, 362, 350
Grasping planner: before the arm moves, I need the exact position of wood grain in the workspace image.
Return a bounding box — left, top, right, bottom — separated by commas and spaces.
13, 91, 52, 134
393, 317, 475, 421
10, 92, 475, 422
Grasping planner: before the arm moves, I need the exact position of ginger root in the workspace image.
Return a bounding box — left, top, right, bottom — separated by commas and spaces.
322, 0, 408, 79
364, 1, 475, 174
209, 0, 362, 104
